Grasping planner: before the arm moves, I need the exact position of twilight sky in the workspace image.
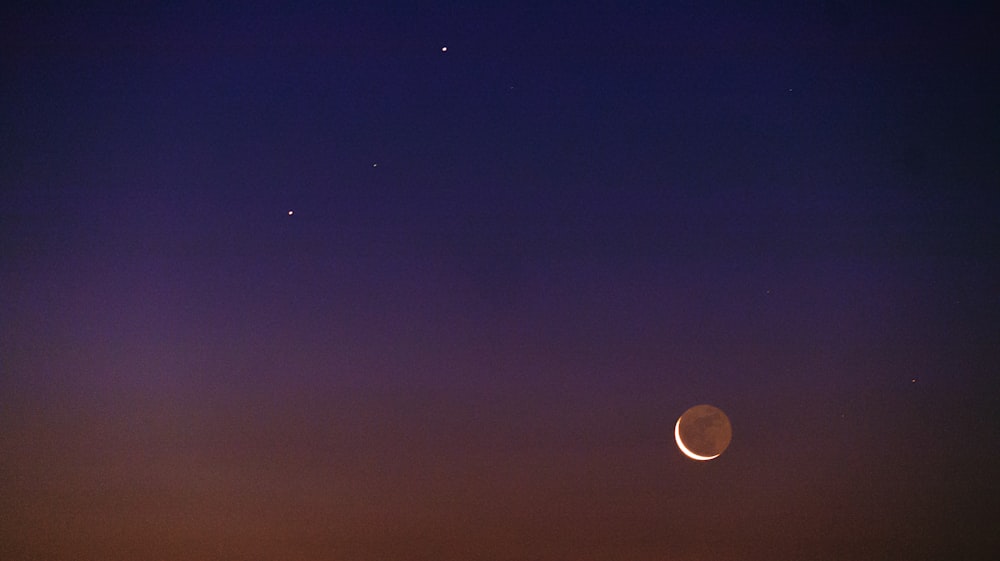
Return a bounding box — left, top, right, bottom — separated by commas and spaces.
2, 2, 998, 559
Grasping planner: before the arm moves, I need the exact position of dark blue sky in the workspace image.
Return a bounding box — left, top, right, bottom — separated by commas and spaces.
2, 2, 998, 559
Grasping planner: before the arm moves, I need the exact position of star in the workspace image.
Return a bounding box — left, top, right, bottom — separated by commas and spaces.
441, 46, 447, 52
288, 210, 294, 216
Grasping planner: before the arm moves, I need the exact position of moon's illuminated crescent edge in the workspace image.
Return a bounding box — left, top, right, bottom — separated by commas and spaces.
674, 418, 721, 461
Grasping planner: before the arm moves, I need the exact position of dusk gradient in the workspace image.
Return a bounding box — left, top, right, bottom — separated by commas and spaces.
2, 2, 998, 559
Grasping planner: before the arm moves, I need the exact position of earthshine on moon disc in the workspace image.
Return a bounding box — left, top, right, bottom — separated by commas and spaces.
675, 404, 732, 461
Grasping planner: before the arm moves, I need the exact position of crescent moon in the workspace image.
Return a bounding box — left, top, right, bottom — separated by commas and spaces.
675, 418, 720, 461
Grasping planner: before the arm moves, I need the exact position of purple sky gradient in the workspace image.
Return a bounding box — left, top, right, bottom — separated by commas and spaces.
2, 2, 998, 559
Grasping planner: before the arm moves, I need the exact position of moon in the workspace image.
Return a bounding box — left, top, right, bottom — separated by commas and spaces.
675, 404, 732, 461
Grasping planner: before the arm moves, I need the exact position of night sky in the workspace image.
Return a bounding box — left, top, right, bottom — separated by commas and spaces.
2, 2, 999, 559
